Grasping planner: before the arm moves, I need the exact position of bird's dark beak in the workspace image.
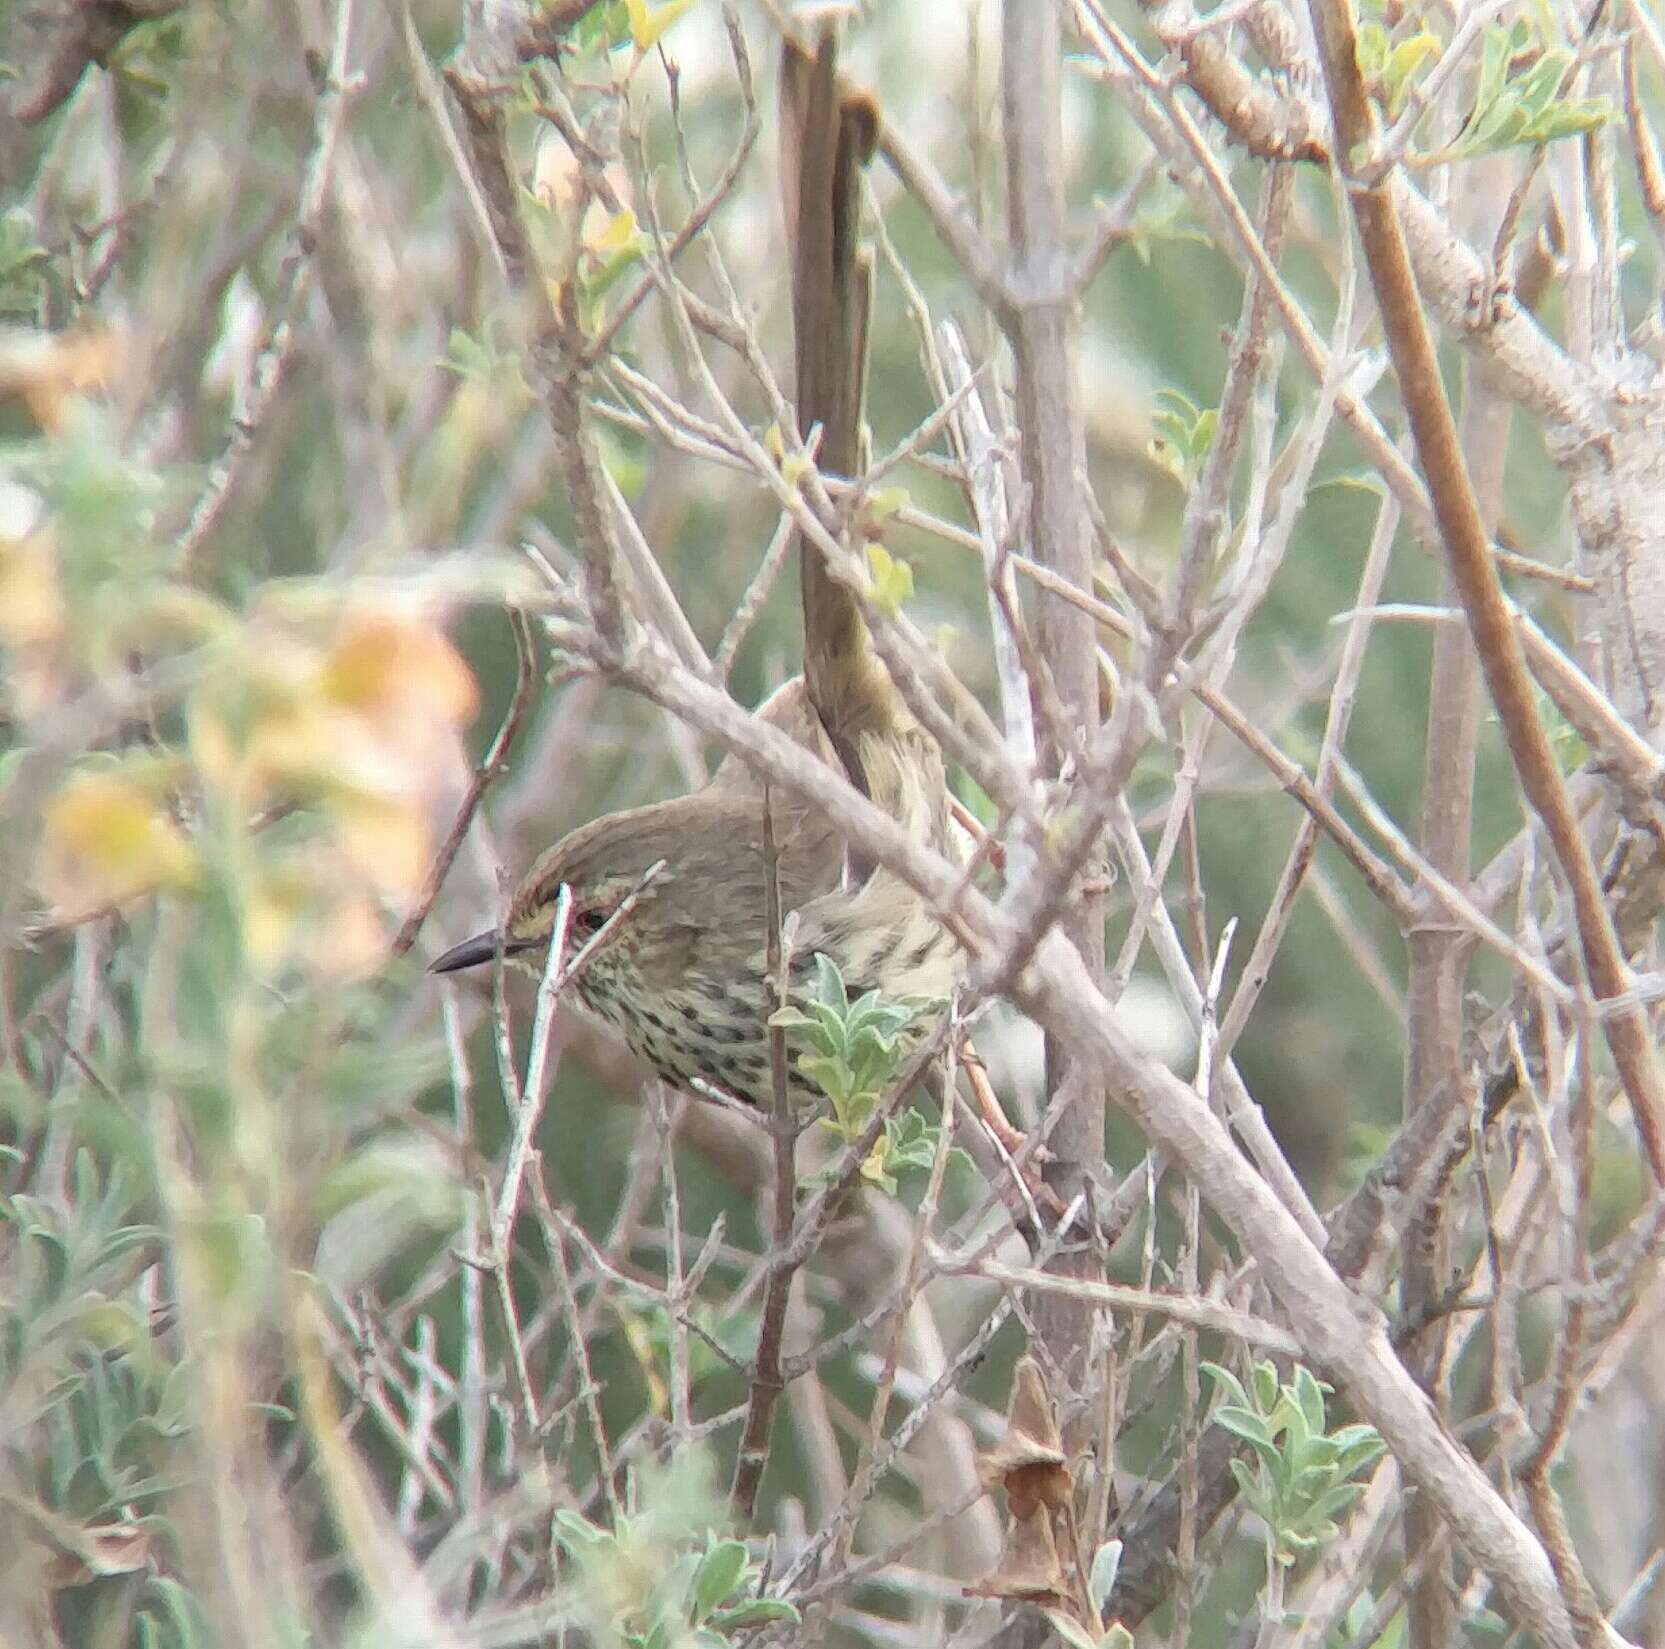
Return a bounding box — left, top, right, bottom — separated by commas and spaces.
428, 931, 538, 975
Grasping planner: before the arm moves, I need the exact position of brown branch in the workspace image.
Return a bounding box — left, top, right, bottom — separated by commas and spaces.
1167, 26, 1329, 163
1624, 42, 1665, 248
1305, 0, 1665, 1188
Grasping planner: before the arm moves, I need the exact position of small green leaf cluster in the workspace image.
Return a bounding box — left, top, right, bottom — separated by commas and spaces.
1149, 389, 1217, 486
553, 1455, 798, 1648
1202, 1360, 1385, 1566
572, 0, 635, 51
1448, 20, 1611, 158
8, 403, 177, 602
771, 954, 946, 1195
771, 953, 920, 1116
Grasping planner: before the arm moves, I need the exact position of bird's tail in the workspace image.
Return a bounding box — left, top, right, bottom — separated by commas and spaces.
779, 32, 896, 793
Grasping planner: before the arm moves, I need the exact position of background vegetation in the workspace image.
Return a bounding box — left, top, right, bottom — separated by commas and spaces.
0, 0, 1660, 1645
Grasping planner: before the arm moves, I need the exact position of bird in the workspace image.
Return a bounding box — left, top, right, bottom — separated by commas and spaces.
430, 32, 968, 1118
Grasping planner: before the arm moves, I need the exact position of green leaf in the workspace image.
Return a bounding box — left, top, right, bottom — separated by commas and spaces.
1215, 1412, 1283, 1471
1292, 1364, 1330, 1434
1280, 1392, 1313, 1455
440, 323, 531, 403
1514, 50, 1568, 121
1473, 22, 1515, 115
860, 1164, 898, 1196
882, 1110, 939, 1177
136, 1578, 211, 1649
809, 953, 849, 1015
1200, 1361, 1250, 1410
1291, 1439, 1340, 1476
1090, 1538, 1124, 1612
708, 1598, 801, 1627
796, 1053, 849, 1103
1527, 99, 1611, 142
691, 1538, 749, 1619
866, 541, 914, 615
1313, 468, 1388, 496
0, 206, 50, 316
1333, 1427, 1387, 1473
1447, 24, 1613, 157
573, 0, 632, 51
1382, 29, 1440, 115
1149, 388, 1218, 483
1305, 1479, 1369, 1523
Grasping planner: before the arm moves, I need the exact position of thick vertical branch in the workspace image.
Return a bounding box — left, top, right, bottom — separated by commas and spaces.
1401, 366, 1504, 1649
996, 5, 1105, 1640
1001, 0, 1104, 1211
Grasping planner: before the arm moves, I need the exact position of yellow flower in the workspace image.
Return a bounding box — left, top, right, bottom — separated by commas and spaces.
40, 770, 195, 920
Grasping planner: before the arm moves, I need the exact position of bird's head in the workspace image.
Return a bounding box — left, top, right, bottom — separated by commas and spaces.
426, 804, 684, 979
427, 791, 795, 982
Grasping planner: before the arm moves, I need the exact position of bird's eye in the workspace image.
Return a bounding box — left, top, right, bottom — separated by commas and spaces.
573, 908, 605, 936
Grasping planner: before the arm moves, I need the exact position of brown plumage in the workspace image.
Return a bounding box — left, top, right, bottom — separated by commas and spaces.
431, 31, 961, 1108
